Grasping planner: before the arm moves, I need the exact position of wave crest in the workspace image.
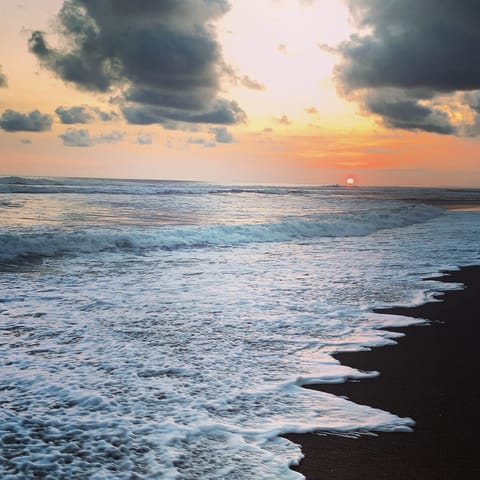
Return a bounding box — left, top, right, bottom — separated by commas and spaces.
0, 204, 443, 262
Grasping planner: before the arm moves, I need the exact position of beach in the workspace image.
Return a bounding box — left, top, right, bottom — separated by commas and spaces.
286, 265, 480, 479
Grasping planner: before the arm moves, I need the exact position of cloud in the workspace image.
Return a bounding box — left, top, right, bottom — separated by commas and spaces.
209, 126, 234, 143
463, 92, 480, 114
136, 133, 152, 145
337, 0, 480, 135
59, 128, 92, 147
317, 43, 338, 55
59, 127, 124, 147
96, 131, 124, 144
94, 107, 119, 122
55, 105, 94, 124
55, 105, 118, 124
239, 75, 265, 91
364, 91, 454, 134
29, 0, 245, 128
275, 114, 291, 125
0, 109, 53, 132
305, 107, 319, 115
20, 138, 32, 144
0, 65, 7, 87
121, 99, 245, 126
187, 136, 216, 148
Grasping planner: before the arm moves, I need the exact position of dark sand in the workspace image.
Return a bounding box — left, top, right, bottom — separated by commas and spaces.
285, 265, 480, 479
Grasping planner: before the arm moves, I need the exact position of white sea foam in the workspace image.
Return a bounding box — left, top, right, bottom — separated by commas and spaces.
0, 244, 417, 479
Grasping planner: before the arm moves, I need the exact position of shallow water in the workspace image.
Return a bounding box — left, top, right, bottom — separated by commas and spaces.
1, 177, 480, 479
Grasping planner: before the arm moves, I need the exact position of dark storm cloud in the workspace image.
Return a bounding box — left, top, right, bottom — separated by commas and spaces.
29, 0, 245, 128
122, 100, 245, 126
0, 109, 53, 132
339, 0, 480, 93
124, 87, 208, 111
0, 66, 7, 87
337, 0, 480, 135
55, 105, 119, 124
364, 93, 455, 134
59, 127, 124, 147
463, 92, 480, 114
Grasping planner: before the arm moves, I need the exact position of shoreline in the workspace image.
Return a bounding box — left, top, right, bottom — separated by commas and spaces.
285, 265, 480, 479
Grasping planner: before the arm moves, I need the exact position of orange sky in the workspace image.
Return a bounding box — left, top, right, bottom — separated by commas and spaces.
0, 0, 479, 187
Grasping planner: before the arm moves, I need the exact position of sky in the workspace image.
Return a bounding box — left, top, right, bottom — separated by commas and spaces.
0, 0, 479, 187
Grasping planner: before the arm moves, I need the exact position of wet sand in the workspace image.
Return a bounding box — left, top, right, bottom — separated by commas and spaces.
285, 265, 480, 479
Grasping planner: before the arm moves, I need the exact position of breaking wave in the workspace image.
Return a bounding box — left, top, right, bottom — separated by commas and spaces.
0, 176, 309, 196
0, 204, 443, 262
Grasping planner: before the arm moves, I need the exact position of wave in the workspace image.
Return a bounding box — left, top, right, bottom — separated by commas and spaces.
0, 176, 336, 196
0, 176, 280, 195
0, 185, 303, 196
3, 177, 480, 207
0, 176, 57, 185
0, 200, 21, 208
0, 204, 443, 262
0, 176, 197, 195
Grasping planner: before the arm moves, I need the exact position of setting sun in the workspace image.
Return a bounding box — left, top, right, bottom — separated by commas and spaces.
346, 177, 356, 185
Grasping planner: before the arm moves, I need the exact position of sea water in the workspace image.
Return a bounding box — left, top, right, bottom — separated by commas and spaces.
1, 176, 479, 479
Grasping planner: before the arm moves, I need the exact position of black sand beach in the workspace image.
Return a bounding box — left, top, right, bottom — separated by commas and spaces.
286, 265, 480, 479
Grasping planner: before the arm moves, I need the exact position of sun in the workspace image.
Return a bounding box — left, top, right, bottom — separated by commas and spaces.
345, 177, 356, 186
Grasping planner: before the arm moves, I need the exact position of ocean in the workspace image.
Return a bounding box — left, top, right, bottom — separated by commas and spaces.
1, 176, 480, 479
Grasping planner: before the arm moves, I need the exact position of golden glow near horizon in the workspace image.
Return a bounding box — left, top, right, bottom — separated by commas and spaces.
0, 0, 479, 187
